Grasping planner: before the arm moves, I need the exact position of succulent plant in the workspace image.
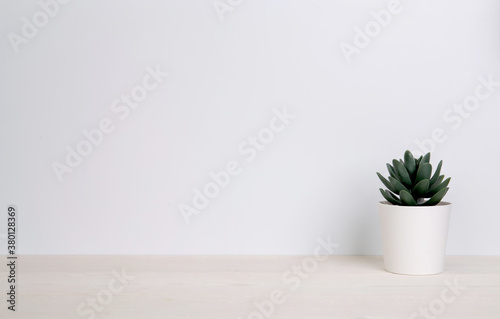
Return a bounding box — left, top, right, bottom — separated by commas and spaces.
377, 150, 450, 206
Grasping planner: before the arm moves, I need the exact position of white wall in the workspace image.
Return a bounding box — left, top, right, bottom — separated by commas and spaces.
1, 0, 499, 255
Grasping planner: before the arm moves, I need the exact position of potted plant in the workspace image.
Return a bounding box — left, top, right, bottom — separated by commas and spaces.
377, 150, 451, 275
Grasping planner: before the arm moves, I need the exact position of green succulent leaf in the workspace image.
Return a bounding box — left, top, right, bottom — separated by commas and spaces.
386, 163, 397, 179
422, 152, 431, 164
377, 173, 396, 193
416, 155, 423, 166
422, 187, 449, 206
429, 175, 444, 189
412, 179, 430, 196
415, 163, 432, 184
427, 177, 451, 196
389, 176, 409, 193
392, 159, 412, 187
387, 190, 400, 201
399, 190, 417, 206
404, 150, 416, 175
429, 160, 443, 185
379, 189, 402, 205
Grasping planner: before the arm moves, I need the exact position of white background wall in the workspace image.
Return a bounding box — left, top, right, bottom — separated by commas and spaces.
1, 0, 499, 255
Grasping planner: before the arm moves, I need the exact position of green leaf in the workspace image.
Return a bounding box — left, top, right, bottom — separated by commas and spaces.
427, 177, 451, 196
389, 176, 409, 193
421, 187, 449, 206
392, 159, 412, 187
422, 152, 431, 164
429, 160, 443, 185
415, 163, 432, 184
416, 155, 423, 166
400, 190, 417, 206
387, 190, 400, 201
386, 163, 397, 179
429, 175, 444, 189
404, 150, 416, 175
380, 189, 402, 205
412, 179, 430, 196
377, 173, 396, 193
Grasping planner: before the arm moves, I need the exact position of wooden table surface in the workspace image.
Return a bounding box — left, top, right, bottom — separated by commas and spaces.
1, 256, 499, 318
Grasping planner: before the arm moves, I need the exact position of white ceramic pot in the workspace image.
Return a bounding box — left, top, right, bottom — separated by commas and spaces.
378, 201, 452, 275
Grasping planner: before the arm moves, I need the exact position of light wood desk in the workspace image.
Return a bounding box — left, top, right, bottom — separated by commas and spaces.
1, 256, 499, 318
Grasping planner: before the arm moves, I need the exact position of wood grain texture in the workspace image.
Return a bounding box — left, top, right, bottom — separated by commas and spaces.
1, 256, 499, 318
